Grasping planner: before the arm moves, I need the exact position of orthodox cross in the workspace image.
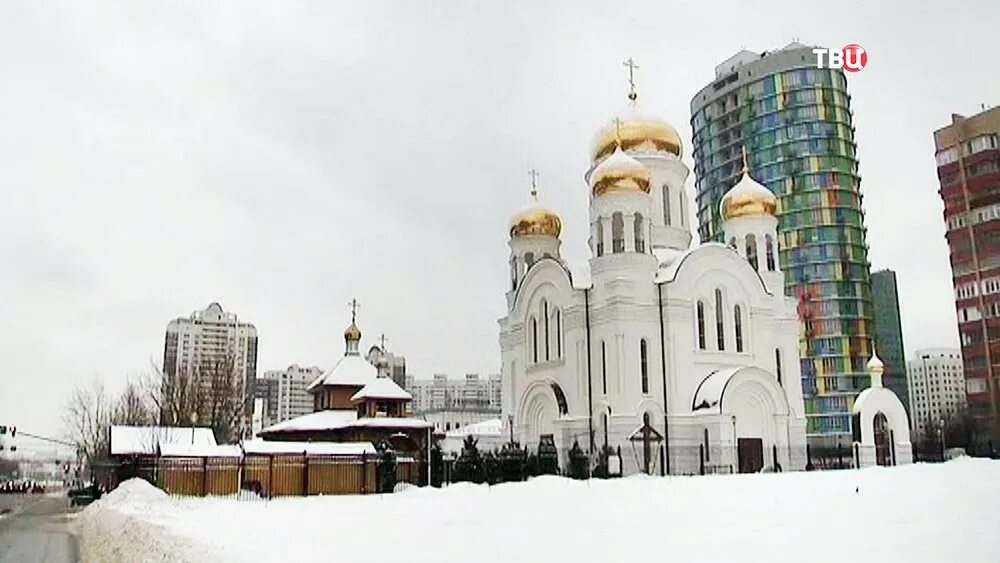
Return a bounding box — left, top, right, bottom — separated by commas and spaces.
348, 298, 359, 323
623, 57, 640, 101
613, 117, 624, 142
528, 168, 540, 199
741, 145, 749, 175
378, 333, 388, 351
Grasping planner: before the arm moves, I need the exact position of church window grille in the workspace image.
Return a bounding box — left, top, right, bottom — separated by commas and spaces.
715, 289, 725, 351
663, 184, 671, 226
555, 309, 562, 358
543, 300, 550, 361
745, 234, 758, 270
766, 235, 776, 271
601, 342, 608, 395
696, 301, 707, 350
634, 213, 645, 253
640, 339, 649, 394
596, 220, 604, 256
775, 349, 783, 386
734, 305, 744, 352
531, 318, 538, 363
612, 213, 625, 253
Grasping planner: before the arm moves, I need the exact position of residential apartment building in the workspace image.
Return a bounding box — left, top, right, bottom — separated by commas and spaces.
162, 302, 258, 432
405, 373, 502, 432
934, 105, 1000, 445
690, 42, 874, 445
871, 269, 908, 415
907, 348, 966, 439
254, 365, 323, 429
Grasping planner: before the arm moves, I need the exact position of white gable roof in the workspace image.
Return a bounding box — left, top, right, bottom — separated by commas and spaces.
351, 377, 412, 402
445, 418, 504, 438
307, 355, 378, 390
158, 443, 242, 458
260, 410, 359, 433
110, 426, 217, 456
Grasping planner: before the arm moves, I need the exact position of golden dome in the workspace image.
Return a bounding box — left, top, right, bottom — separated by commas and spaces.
591, 110, 682, 163
720, 151, 777, 220
510, 204, 561, 238
344, 322, 362, 341
590, 147, 651, 196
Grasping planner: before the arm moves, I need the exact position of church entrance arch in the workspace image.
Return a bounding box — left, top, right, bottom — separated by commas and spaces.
518, 381, 565, 449
873, 412, 890, 466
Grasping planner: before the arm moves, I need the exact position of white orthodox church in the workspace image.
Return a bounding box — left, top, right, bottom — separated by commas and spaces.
499, 85, 808, 476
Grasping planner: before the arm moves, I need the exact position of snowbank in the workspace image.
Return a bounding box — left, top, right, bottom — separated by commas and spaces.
79, 460, 1000, 562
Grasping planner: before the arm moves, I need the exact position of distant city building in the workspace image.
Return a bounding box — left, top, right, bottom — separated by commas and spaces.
255, 365, 323, 429
934, 106, 1000, 445
366, 344, 407, 388
405, 373, 502, 432
162, 302, 258, 432
871, 270, 908, 415
907, 349, 966, 439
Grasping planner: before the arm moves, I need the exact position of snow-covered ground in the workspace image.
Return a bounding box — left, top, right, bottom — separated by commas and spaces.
80, 459, 1000, 562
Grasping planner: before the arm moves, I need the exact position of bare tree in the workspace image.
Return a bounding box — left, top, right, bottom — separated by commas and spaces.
63, 378, 115, 462
112, 376, 154, 426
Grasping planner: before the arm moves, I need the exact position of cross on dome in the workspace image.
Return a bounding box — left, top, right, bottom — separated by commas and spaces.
528, 168, 540, 199
623, 57, 640, 102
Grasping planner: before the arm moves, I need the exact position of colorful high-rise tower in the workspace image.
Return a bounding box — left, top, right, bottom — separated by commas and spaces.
690, 43, 873, 446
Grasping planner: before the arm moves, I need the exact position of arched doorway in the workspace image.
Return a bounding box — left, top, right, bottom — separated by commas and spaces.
873, 412, 890, 466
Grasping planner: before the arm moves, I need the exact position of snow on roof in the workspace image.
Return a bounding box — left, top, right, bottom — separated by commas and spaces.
350, 377, 412, 402
159, 443, 242, 458
349, 417, 433, 430
261, 410, 359, 433
691, 367, 743, 412
446, 418, 504, 438
654, 242, 729, 284
242, 440, 377, 456
110, 426, 217, 456
307, 354, 378, 391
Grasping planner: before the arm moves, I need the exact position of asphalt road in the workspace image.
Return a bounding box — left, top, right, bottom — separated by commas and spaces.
0, 495, 78, 563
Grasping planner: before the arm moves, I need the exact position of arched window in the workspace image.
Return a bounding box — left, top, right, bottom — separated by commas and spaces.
612, 212, 625, 253
525, 251, 536, 268
745, 234, 758, 270
729, 237, 737, 250
555, 309, 562, 358
663, 184, 671, 225
696, 301, 706, 350
679, 191, 687, 227
601, 341, 608, 395
734, 304, 744, 352
640, 339, 649, 394
510, 256, 517, 290
775, 348, 783, 386
596, 220, 604, 257
703, 428, 711, 462
543, 299, 550, 361
765, 235, 776, 271
715, 289, 725, 351
530, 318, 538, 363
634, 213, 645, 253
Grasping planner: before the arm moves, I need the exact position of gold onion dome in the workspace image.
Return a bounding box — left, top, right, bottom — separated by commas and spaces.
510, 190, 561, 238
720, 150, 777, 220
590, 146, 651, 196
344, 322, 362, 341
591, 104, 683, 163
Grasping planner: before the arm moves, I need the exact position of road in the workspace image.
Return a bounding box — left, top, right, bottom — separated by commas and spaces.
0, 495, 78, 563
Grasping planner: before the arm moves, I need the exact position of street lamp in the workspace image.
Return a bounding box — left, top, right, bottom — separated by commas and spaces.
507, 414, 514, 445
731, 415, 737, 473
939, 417, 946, 460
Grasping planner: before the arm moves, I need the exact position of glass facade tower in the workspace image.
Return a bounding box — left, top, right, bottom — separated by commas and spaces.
690, 44, 874, 445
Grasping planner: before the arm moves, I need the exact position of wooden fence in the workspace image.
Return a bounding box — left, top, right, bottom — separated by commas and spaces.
126, 454, 424, 497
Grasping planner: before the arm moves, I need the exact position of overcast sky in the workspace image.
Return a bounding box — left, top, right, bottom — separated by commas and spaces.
2, 0, 997, 440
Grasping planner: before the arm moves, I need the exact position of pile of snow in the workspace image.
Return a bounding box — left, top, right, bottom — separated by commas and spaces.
78, 460, 1000, 562
79, 479, 201, 562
